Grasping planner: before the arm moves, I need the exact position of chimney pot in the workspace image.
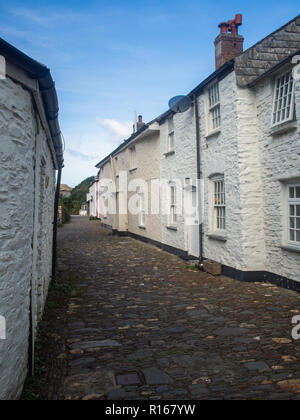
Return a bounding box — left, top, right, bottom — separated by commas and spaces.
219, 22, 229, 34
215, 14, 244, 69
235, 14, 242, 26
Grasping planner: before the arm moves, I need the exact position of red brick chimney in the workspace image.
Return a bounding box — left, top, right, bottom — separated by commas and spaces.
215, 14, 244, 69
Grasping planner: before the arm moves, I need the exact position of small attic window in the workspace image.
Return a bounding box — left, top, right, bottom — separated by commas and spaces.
272, 71, 295, 126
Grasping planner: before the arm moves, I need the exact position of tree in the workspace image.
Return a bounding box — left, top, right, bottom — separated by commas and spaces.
59, 176, 94, 217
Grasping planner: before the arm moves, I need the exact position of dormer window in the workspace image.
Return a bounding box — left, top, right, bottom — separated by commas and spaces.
272, 71, 295, 126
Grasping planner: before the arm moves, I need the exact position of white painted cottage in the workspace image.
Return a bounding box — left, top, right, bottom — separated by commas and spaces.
86, 177, 99, 217
96, 14, 300, 291
0, 38, 63, 399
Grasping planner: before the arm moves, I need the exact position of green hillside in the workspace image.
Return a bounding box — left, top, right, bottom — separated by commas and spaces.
60, 176, 95, 217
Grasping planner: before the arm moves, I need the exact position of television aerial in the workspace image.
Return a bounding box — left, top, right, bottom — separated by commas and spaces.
168, 95, 192, 113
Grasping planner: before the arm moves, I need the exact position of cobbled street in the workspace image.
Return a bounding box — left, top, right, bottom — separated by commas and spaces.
54, 216, 300, 400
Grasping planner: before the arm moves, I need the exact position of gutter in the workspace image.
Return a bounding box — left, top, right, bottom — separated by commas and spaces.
0, 39, 64, 282
0, 37, 64, 169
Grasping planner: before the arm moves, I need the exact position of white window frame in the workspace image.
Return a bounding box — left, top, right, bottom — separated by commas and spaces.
167, 117, 175, 152
129, 146, 136, 170
272, 70, 295, 127
208, 82, 221, 132
287, 184, 300, 247
140, 193, 146, 227
213, 177, 226, 232
170, 185, 177, 226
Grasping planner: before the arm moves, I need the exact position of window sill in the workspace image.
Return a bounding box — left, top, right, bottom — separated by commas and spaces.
139, 225, 146, 230
207, 233, 227, 242
164, 150, 175, 157
205, 129, 221, 140
129, 168, 137, 173
281, 244, 300, 254
167, 225, 178, 231
270, 120, 297, 136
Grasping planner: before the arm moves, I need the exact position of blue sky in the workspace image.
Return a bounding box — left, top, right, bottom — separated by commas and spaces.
1, 0, 299, 186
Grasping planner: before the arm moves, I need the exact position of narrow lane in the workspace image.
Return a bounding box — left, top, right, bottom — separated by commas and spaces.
55, 216, 300, 400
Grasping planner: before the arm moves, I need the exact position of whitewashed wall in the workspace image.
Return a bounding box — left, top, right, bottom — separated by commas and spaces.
87, 182, 98, 217
127, 132, 161, 243
254, 71, 300, 282
100, 160, 115, 228
160, 108, 197, 254
199, 72, 245, 269
0, 77, 56, 399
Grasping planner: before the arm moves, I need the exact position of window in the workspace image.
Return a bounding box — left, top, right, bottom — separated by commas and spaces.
140, 193, 146, 227
129, 146, 136, 169
208, 82, 221, 131
114, 157, 118, 176
288, 185, 300, 246
272, 71, 295, 126
103, 199, 108, 218
214, 179, 226, 231
170, 185, 177, 225
167, 117, 175, 152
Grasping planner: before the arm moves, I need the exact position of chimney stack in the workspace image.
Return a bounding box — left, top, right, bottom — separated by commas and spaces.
137, 115, 145, 130
214, 14, 244, 69
133, 114, 145, 133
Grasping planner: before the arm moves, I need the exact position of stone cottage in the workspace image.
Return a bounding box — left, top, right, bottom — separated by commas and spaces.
0, 37, 63, 399
95, 14, 300, 291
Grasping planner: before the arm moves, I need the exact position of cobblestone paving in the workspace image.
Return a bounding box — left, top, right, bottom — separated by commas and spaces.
57, 217, 300, 400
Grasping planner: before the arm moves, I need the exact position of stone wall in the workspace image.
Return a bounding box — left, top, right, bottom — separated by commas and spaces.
199, 71, 245, 269
253, 71, 300, 282
0, 77, 56, 399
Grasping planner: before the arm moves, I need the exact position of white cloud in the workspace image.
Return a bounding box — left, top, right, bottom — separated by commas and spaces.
13, 8, 50, 25
66, 148, 100, 162
97, 118, 132, 142
12, 7, 87, 26
61, 117, 133, 187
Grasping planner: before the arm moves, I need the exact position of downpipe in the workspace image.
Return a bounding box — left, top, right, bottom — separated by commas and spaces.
193, 94, 204, 269
52, 165, 62, 280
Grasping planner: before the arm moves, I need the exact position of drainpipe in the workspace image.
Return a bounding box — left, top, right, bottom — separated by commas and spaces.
194, 94, 204, 265
52, 165, 62, 279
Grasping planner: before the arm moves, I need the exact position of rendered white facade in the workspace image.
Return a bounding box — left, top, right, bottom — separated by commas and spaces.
87, 179, 98, 217
0, 77, 57, 399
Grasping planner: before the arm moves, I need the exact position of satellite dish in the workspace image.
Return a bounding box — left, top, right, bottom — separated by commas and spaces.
168, 95, 191, 113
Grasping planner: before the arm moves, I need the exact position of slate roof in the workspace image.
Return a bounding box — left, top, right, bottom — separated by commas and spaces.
235, 15, 300, 86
